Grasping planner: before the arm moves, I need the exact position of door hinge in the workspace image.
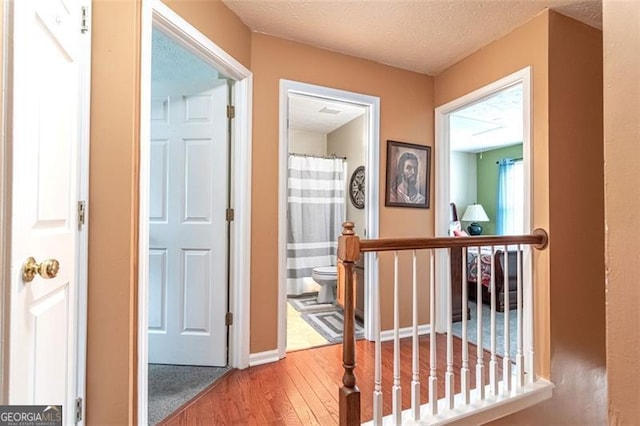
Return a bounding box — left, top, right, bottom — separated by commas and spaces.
80, 6, 89, 33
226, 105, 235, 119
75, 397, 83, 423
78, 201, 86, 227
226, 208, 234, 222
225, 312, 233, 326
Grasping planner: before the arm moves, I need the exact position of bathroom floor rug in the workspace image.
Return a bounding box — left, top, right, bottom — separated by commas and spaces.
301, 309, 364, 343
288, 293, 336, 313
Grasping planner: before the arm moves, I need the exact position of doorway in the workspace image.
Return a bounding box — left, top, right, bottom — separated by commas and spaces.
277, 81, 380, 358
138, 3, 252, 425
434, 67, 533, 355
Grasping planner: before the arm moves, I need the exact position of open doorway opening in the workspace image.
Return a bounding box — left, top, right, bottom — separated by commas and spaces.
434, 68, 533, 360
146, 27, 231, 424
138, 3, 252, 425
285, 94, 367, 352
277, 81, 380, 358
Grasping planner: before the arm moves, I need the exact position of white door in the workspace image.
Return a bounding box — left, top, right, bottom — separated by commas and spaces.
148, 80, 229, 366
8, 0, 88, 422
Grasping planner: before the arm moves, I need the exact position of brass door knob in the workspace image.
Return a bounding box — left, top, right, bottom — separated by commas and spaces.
22, 257, 60, 283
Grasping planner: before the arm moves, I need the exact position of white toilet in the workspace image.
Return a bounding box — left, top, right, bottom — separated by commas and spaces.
311, 266, 338, 304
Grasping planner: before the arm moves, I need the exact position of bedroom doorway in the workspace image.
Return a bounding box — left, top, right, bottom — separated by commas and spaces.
138, 2, 252, 425
277, 81, 380, 358
434, 67, 533, 339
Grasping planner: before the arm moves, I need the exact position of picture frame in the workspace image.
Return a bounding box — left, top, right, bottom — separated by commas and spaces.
385, 140, 430, 208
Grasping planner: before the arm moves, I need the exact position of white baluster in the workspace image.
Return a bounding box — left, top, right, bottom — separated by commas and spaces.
461, 247, 470, 404
516, 245, 525, 388
393, 252, 402, 424
374, 253, 382, 425
489, 246, 499, 395
445, 248, 455, 410
428, 249, 438, 415
502, 246, 512, 394
476, 246, 485, 400
411, 250, 420, 421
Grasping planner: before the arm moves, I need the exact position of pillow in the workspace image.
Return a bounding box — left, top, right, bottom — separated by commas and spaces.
453, 229, 469, 237
449, 221, 461, 235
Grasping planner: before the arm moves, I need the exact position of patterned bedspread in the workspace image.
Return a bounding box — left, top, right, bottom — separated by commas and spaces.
466, 247, 495, 287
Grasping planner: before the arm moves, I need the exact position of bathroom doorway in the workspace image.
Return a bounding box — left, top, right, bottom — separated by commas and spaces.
277, 81, 380, 357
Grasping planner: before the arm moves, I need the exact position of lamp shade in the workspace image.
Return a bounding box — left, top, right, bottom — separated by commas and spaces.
461, 204, 490, 222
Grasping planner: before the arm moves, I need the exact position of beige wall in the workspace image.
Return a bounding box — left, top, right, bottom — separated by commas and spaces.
289, 129, 327, 155
435, 10, 552, 378
328, 115, 366, 232
436, 10, 606, 424
88, 2, 141, 423
86, 0, 251, 422
545, 11, 606, 423
250, 33, 434, 351
604, 0, 640, 423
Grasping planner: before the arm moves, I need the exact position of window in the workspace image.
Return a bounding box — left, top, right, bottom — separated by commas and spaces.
497, 159, 524, 235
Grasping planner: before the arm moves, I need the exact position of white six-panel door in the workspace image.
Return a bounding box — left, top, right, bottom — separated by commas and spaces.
148, 80, 229, 366
9, 0, 87, 421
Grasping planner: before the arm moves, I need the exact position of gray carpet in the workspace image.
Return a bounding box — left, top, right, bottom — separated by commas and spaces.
451, 301, 518, 358
148, 364, 230, 425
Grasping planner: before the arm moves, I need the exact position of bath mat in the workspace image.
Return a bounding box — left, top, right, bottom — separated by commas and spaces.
301, 309, 365, 343
288, 293, 336, 313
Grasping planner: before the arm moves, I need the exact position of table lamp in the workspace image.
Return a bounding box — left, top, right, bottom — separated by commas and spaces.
461, 204, 490, 235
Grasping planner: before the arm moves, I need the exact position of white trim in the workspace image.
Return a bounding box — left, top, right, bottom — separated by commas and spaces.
362, 379, 553, 425
278, 80, 380, 359
434, 67, 533, 333
0, 0, 9, 404
249, 350, 280, 367
138, 1, 252, 424
74, 1, 92, 423
379, 324, 431, 342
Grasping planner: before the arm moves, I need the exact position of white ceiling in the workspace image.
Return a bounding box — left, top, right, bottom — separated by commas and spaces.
222, 0, 602, 75
152, 29, 220, 82
289, 93, 366, 134
450, 83, 523, 153
223, 1, 598, 147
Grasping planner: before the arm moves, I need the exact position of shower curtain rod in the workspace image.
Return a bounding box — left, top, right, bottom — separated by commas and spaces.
289, 152, 347, 160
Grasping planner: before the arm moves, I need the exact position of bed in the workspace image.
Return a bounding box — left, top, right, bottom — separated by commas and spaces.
449, 202, 519, 313
466, 246, 519, 312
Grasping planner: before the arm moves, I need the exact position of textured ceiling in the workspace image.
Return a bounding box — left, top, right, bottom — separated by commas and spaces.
451, 83, 523, 153
152, 29, 219, 82
222, 0, 602, 75
289, 93, 366, 134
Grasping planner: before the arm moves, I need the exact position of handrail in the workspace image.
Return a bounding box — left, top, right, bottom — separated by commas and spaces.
359, 228, 548, 252
337, 222, 549, 426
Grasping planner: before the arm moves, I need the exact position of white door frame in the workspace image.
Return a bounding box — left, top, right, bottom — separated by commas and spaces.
434, 66, 532, 334
277, 80, 380, 359
0, 0, 92, 412
139, 0, 252, 423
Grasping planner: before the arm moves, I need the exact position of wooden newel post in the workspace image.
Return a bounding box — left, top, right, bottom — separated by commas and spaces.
338, 222, 361, 426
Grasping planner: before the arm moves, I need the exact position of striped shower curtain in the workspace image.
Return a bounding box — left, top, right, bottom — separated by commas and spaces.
287, 155, 346, 296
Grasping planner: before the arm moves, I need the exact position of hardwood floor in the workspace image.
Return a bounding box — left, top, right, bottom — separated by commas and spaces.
161, 334, 502, 425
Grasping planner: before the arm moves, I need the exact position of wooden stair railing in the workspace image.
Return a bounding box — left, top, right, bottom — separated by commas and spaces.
337, 221, 549, 426
337, 222, 361, 426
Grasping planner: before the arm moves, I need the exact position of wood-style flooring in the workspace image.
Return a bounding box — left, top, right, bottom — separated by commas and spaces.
161, 334, 502, 425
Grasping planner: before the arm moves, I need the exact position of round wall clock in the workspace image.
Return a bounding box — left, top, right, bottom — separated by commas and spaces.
349, 166, 365, 209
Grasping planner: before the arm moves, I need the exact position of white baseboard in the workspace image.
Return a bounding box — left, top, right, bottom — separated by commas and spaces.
249, 349, 280, 367
379, 324, 431, 342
